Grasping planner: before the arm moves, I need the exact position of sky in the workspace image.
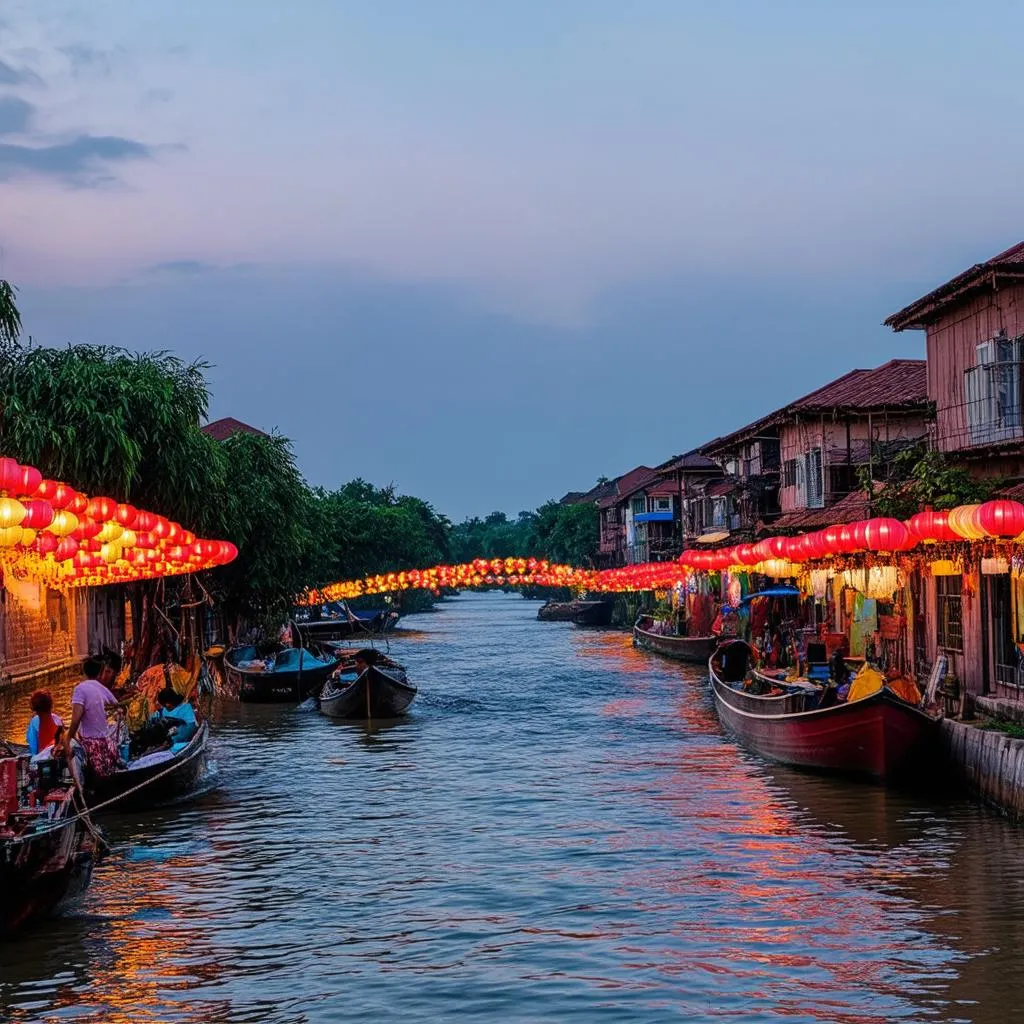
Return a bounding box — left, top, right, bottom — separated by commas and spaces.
1, 1, 1023, 520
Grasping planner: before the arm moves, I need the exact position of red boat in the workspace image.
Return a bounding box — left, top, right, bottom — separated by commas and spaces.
1, 751, 99, 937
633, 616, 718, 664
709, 641, 941, 781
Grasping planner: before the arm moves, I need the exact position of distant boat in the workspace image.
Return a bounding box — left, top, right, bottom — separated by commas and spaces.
319, 659, 417, 720
537, 600, 578, 622
708, 640, 941, 781
294, 601, 400, 642
572, 600, 615, 628
226, 644, 341, 703
633, 615, 717, 663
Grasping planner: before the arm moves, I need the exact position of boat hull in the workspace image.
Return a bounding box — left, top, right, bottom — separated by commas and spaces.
633, 624, 718, 663
572, 601, 615, 628
226, 646, 340, 703
89, 722, 211, 812
537, 601, 579, 622
320, 666, 417, 720
709, 668, 940, 781
1, 789, 97, 937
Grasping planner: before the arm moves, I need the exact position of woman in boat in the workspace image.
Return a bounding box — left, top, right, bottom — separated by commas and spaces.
25, 690, 63, 756
354, 648, 379, 674
150, 687, 198, 751
61, 655, 122, 783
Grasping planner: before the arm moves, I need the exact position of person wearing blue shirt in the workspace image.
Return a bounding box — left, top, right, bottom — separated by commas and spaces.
26, 689, 63, 755
151, 687, 198, 752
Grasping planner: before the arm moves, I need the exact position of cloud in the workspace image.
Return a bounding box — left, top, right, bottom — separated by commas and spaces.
0, 96, 33, 135
0, 134, 152, 185
0, 59, 43, 87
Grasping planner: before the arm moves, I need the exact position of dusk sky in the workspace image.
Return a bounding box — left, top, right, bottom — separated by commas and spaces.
2, 2, 1022, 520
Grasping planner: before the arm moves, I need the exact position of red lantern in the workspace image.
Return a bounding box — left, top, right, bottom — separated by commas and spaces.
54, 536, 78, 561
72, 516, 102, 541
116, 503, 139, 529
86, 496, 116, 522
907, 507, 958, 545
33, 532, 58, 556
976, 499, 1024, 539
21, 499, 54, 530
67, 492, 88, 515
0, 458, 23, 493
863, 517, 913, 553
850, 521, 869, 551
19, 464, 42, 496
822, 525, 844, 555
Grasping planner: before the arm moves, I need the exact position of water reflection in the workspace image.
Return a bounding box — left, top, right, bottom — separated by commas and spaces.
0, 592, 1022, 1021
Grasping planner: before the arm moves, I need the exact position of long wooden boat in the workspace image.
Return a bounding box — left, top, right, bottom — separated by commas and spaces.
1, 753, 98, 937
226, 645, 341, 703
88, 721, 210, 813
295, 604, 400, 642
708, 642, 940, 781
572, 601, 614, 628
633, 616, 718, 663
319, 663, 417, 720
537, 600, 578, 622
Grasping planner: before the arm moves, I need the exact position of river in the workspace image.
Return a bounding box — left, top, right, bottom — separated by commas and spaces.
2, 590, 1024, 1022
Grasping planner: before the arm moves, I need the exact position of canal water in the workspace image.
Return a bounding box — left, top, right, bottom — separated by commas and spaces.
2, 590, 1024, 1022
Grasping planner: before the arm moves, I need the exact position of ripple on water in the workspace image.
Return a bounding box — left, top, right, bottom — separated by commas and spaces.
1, 591, 1022, 1022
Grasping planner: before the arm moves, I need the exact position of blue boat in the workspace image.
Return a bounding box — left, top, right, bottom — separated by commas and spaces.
225, 644, 341, 703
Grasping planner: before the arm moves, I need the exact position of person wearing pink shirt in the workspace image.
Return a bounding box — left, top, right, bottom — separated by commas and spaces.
63, 654, 121, 781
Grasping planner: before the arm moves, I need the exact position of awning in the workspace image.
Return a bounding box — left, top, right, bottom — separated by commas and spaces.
739, 586, 800, 605
634, 511, 674, 523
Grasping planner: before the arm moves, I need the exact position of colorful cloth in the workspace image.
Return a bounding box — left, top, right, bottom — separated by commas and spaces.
26, 712, 63, 755
82, 735, 121, 779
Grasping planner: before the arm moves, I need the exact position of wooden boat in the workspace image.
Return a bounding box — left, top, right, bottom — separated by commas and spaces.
633, 616, 718, 663
88, 721, 210, 813
572, 601, 615, 628
226, 644, 341, 703
320, 662, 417, 720
294, 602, 400, 642
537, 600, 579, 622
708, 641, 941, 781
1, 751, 98, 937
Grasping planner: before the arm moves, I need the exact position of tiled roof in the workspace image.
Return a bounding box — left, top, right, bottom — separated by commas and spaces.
598, 466, 656, 508
886, 240, 1024, 330
661, 451, 721, 473
791, 359, 927, 412
768, 490, 872, 531
201, 417, 266, 442
700, 359, 927, 456
705, 479, 738, 498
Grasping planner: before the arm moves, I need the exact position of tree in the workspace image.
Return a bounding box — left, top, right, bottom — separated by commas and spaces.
0, 279, 20, 350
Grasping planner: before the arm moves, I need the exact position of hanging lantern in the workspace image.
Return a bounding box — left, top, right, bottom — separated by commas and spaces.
96, 521, 124, 543
19, 465, 42, 496
54, 536, 79, 561
929, 559, 959, 576
33, 531, 58, 556
947, 504, 986, 540
822, 524, 845, 554
0, 525, 23, 547
865, 565, 900, 600
863, 517, 913, 553
100, 542, 123, 564
115, 503, 139, 528
86, 496, 117, 522
67, 492, 88, 515
0, 496, 26, 529
0, 458, 23, 493
21, 499, 54, 530
982, 556, 1010, 575
976, 500, 1024, 539
762, 558, 798, 578
907, 507, 958, 545
47, 510, 79, 537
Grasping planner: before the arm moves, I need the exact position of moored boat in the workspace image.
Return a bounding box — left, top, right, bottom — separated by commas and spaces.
708, 641, 940, 781
88, 721, 211, 813
633, 616, 718, 663
294, 602, 400, 642
226, 644, 341, 703
1, 749, 99, 937
319, 661, 417, 720
572, 600, 615, 628
537, 600, 579, 622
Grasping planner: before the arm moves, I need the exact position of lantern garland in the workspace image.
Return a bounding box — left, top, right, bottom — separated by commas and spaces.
302, 498, 1024, 603
0, 456, 237, 588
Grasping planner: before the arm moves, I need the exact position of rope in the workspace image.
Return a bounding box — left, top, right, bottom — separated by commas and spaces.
4, 737, 208, 845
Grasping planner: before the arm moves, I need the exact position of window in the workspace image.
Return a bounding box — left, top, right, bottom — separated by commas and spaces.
804, 448, 824, 508
631, 496, 646, 516
936, 574, 963, 653
964, 335, 1023, 445
653, 496, 672, 512
783, 459, 797, 487
711, 496, 729, 528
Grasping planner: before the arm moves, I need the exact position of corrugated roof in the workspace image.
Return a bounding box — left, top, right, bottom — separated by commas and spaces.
599, 466, 657, 507
705, 479, 738, 497
201, 416, 266, 441
886, 240, 1024, 331
791, 359, 927, 412
661, 451, 721, 473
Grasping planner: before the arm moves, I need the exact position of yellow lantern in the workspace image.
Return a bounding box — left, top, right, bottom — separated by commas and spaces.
96, 521, 124, 543
929, 559, 959, 576
0, 526, 23, 547
0, 497, 26, 529
47, 510, 79, 537
119, 529, 137, 548
100, 542, 123, 564
947, 504, 986, 541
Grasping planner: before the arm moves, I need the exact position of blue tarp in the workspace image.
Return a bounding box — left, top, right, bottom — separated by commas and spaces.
633, 511, 674, 523
739, 586, 800, 605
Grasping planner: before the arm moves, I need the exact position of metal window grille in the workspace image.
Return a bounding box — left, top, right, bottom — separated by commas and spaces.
936, 574, 963, 653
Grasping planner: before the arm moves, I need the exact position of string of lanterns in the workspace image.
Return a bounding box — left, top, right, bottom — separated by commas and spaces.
304, 500, 1024, 604
0, 456, 237, 588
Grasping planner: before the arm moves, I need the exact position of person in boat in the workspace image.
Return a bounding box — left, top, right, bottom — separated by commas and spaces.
62, 654, 122, 783
354, 649, 379, 675
25, 690, 64, 756
150, 687, 198, 751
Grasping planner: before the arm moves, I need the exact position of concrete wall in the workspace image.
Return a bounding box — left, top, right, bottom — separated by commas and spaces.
941, 717, 1024, 821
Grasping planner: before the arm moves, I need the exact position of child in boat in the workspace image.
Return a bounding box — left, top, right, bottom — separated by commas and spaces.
25, 690, 63, 756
